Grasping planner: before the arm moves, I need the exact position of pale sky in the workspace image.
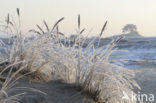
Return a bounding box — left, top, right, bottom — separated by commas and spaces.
0, 0, 156, 37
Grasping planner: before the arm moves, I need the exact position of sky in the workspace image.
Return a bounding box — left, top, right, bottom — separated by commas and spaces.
0, 0, 156, 37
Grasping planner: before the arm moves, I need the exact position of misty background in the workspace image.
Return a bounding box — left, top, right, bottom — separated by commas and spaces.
0, 0, 156, 37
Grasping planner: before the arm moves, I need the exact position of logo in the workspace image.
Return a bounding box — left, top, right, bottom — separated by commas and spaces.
122, 91, 130, 100
122, 91, 154, 102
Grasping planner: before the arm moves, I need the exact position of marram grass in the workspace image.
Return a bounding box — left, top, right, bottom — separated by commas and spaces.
0, 9, 140, 103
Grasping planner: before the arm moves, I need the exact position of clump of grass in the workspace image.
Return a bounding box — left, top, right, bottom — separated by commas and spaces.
0, 9, 141, 103
34, 15, 140, 103
0, 8, 60, 82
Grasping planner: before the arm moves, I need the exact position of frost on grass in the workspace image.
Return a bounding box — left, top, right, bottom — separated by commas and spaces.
45, 36, 140, 103
0, 9, 141, 103
0, 61, 46, 103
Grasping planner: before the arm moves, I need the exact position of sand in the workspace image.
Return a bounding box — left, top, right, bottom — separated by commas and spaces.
11, 78, 95, 103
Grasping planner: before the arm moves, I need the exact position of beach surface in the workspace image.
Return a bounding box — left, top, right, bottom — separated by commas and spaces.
12, 78, 94, 103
